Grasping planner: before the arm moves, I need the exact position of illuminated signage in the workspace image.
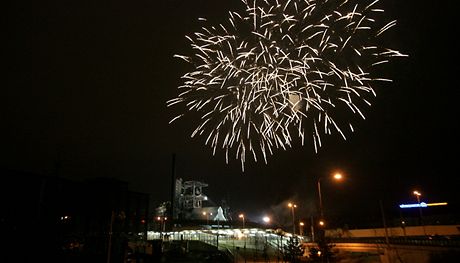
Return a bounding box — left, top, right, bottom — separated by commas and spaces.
399, 202, 448, 209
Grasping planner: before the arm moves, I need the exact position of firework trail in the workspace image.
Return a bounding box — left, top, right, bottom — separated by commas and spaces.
167, 0, 406, 170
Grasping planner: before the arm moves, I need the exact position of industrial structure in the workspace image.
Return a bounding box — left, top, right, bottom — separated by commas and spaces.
155, 177, 230, 223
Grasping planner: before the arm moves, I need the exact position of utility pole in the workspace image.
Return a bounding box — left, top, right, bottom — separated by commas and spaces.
170, 154, 176, 226
107, 210, 115, 263
310, 216, 315, 242
379, 200, 390, 245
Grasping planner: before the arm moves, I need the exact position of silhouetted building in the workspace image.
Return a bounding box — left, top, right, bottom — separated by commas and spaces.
1, 169, 149, 263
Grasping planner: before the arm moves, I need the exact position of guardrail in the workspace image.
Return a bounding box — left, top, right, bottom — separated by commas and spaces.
329, 236, 460, 247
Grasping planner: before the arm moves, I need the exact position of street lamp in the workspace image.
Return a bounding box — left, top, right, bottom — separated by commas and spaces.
318, 220, 325, 227
333, 173, 343, 181
299, 222, 304, 236
288, 202, 297, 235
239, 213, 245, 229
156, 216, 167, 238
203, 212, 212, 225
263, 216, 271, 224
413, 190, 426, 235
317, 172, 343, 224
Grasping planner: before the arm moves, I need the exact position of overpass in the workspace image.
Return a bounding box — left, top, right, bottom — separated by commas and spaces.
304, 240, 460, 263
139, 226, 460, 262
321, 224, 460, 263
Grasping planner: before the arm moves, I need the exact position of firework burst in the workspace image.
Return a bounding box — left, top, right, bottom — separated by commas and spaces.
167, 0, 406, 170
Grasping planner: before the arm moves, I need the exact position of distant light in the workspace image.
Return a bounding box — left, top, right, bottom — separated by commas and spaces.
263, 216, 270, 223
333, 173, 343, 180
399, 202, 447, 209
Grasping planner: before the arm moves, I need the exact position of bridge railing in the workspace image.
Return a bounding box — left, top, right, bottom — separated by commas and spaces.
147, 228, 309, 254
329, 236, 460, 247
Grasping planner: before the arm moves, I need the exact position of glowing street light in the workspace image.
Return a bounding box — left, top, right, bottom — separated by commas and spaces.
288, 202, 297, 235
317, 172, 344, 223
413, 190, 426, 235
239, 213, 245, 229
203, 212, 212, 225
333, 173, 343, 180
299, 222, 305, 236
156, 216, 167, 234
263, 216, 271, 224
315, 172, 344, 243
318, 220, 325, 227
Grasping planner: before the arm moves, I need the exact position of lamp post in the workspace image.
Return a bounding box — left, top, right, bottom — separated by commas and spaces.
299, 222, 304, 236
310, 216, 315, 242
317, 179, 324, 220
315, 171, 344, 252
288, 203, 297, 235
162, 217, 167, 232
239, 213, 245, 229
413, 190, 427, 236
413, 190, 422, 220
203, 212, 212, 225
157, 216, 167, 238
316, 173, 343, 226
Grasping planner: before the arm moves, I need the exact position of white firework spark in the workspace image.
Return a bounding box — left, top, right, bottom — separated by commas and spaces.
167, 0, 406, 170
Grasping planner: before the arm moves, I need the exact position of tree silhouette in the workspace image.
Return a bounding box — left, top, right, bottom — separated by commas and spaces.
283, 236, 304, 262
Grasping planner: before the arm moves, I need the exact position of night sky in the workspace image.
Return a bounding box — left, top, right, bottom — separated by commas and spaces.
5, 0, 459, 225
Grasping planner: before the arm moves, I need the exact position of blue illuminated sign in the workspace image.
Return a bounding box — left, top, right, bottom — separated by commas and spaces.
399, 202, 427, 208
